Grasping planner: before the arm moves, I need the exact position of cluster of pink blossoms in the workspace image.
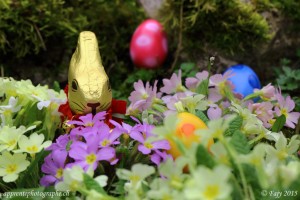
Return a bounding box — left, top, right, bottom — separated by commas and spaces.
40, 112, 170, 187
127, 70, 300, 129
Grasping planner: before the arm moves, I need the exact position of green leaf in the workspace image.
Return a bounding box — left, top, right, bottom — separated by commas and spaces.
196, 144, 215, 168
229, 176, 244, 200
66, 140, 73, 151
52, 81, 61, 92
180, 62, 195, 71
180, 62, 196, 77
242, 164, 263, 200
195, 110, 209, 125
224, 116, 243, 136
83, 173, 106, 195
272, 115, 286, 132
14, 102, 44, 131
196, 79, 209, 95
229, 130, 250, 154
110, 179, 127, 196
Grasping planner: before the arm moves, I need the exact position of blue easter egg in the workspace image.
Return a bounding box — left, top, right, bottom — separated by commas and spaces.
224, 64, 261, 99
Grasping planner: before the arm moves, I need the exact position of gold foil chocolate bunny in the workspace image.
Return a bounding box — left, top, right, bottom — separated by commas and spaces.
68, 31, 112, 115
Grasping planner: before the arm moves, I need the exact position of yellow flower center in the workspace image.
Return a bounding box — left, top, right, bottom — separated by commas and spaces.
142, 93, 148, 99
203, 184, 220, 199
129, 175, 140, 183
144, 142, 153, 149
176, 85, 185, 92
122, 134, 129, 140
218, 82, 226, 96
85, 122, 94, 127
55, 168, 63, 179
268, 119, 275, 126
170, 175, 183, 189
162, 194, 172, 200
8, 139, 16, 147
3, 110, 12, 115
86, 153, 97, 164
250, 157, 261, 166
101, 139, 110, 147
70, 180, 79, 191
26, 145, 38, 152
281, 108, 288, 118
6, 164, 17, 174
213, 128, 223, 138
220, 155, 230, 166
277, 150, 287, 160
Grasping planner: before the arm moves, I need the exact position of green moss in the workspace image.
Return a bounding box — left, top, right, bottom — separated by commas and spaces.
159, 0, 272, 56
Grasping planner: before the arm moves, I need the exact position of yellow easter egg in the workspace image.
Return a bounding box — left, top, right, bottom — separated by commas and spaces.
167, 112, 213, 158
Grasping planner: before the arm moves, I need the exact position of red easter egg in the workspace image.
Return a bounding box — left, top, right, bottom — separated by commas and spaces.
130, 19, 168, 69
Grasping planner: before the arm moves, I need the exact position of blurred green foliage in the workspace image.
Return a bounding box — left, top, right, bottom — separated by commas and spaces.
158, 0, 272, 57
0, 0, 146, 92
274, 58, 300, 111
271, 0, 300, 23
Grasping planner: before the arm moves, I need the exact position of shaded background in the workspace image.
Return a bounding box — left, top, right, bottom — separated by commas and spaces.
0, 0, 299, 108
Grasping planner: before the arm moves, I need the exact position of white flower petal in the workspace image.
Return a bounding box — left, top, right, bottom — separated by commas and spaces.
3, 174, 18, 182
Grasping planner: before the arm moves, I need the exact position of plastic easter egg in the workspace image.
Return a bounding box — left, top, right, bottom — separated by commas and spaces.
224, 64, 261, 99
167, 112, 214, 159
130, 19, 168, 69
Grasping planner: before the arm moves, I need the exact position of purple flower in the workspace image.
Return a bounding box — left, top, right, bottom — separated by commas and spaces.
209, 71, 235, 97
151, 149, 172, 165
69, 126, 96, 140
110, 120, 140, 139
207, 105, 222, 120
129, 80, 153, 104
254, 83, 275, 100
68, 135, 116, 170
40, 151, 67, 186
138, 139, 170, 155
129, 123, 170, 155
98, 126, 122, 147
185, 71, 209, 90
249, 102, 274, 128
160, 70, 186, 94
208, 88, 222, 103
46, 134, 72, 155
274, 94, 300, 128
206, 88, 223, 120
162, 92, 189, 116
68, 113, 107, 138
209, 71, 233, 87
127, 80, 160, 113
67, 111, 106, 127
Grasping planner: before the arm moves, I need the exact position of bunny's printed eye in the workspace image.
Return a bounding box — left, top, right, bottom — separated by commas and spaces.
71, 79, 79, 91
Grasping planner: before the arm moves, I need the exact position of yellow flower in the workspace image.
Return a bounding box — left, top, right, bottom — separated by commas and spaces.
0, 151, 30, 182
0, 125, 36, 152
55, 166, 85, 192
15, 133, 52, 155
117, 164, 155, 190
184, 165, 232, 200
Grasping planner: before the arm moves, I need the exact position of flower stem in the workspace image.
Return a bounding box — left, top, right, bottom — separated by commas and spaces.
221, 137, 252, 200
249, 134, 264, 145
